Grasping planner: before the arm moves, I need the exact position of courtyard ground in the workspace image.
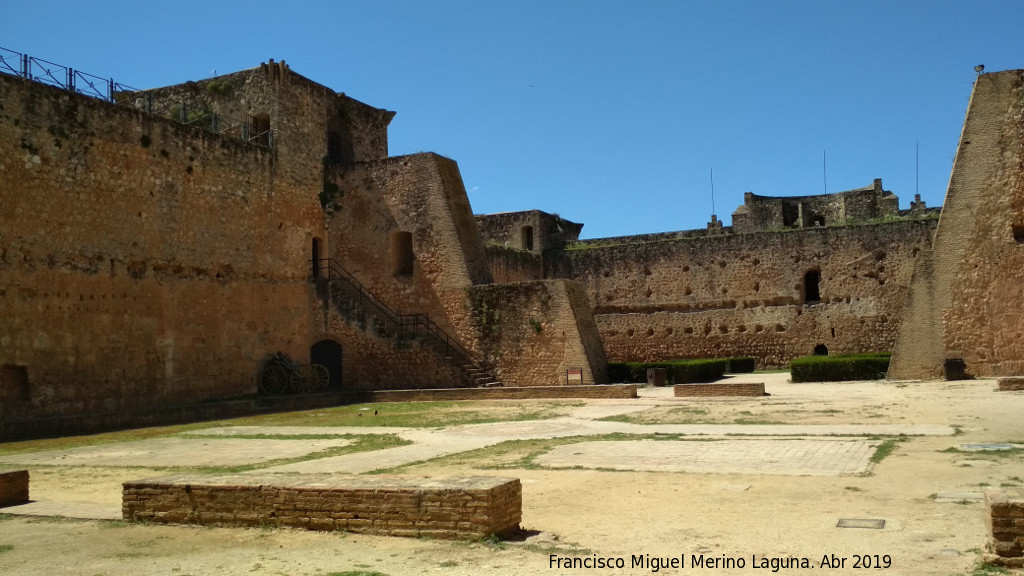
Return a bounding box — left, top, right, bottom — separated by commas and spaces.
0, 373, 1022, 576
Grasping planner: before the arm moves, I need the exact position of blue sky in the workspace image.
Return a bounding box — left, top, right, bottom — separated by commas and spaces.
4, 1, 1023, 239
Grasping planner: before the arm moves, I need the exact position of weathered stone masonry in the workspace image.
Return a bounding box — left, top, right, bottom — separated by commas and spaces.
1, 59, 612, 439
123, 474, 522, 539
480, 200, 937, 368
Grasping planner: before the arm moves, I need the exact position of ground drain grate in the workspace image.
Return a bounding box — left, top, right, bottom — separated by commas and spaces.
837, 518, 885, 529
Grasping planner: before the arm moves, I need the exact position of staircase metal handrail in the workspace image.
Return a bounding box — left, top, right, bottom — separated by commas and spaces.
316, 258, 479, 366
399, 313, 476, 365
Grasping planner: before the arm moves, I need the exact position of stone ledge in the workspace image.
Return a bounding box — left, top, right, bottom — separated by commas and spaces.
674, 382, 767, 397
123, 473, 521, 539
997, 377, 1024, 391
986, 489, 1024, 560
0, 469, 30, 508
343, 384, 637, 402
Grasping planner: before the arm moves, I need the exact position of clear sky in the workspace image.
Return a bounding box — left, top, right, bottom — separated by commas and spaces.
4, 1, 1023, 239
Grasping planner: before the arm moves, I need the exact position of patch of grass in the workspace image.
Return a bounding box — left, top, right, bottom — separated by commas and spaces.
0, 514, 13, 522
325, 572, 390, 576
844, 486, 863, 492
190, 434, 410, 473
372, 433, 715, 474
224, 401, 581, 429
0, 544, 13, 555
870, 436, 908, 465
480, 534, 506, 549
0, 401, 581, 457
438, 560, 459, 567
521, 543, 595, 557
971, 560, 1011, 575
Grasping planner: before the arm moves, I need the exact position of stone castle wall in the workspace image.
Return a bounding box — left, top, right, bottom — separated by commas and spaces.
891, 70, 1024, 378
468, 280, 609, 386
0, 73, 323, 426
547, 220, 936, 367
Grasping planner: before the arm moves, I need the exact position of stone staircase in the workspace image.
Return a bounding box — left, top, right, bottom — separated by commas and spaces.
316, 258, 501, 388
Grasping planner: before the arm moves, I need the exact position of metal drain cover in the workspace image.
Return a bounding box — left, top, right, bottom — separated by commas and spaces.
837, 518, 886, 529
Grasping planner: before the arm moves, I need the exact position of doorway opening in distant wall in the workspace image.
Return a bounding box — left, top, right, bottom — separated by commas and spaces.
813, 344, 829, 356
804, 270, 821, 303
312, 237, 322, 278
253, 113, 271, 146
391, 231, 414, 277
522, 225, 535, 251
311, 340, 343, 389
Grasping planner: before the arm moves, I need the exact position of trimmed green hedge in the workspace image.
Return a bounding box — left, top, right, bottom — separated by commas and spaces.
726, 357, 756, 373
790, 353, 891, 382
608, 359, 727, 385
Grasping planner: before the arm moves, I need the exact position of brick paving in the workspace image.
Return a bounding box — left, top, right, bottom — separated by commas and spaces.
534, 438, 878, 476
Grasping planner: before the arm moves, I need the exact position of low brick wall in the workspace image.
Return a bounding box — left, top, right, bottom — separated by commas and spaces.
985, 489, 1024, 567
342, 384, 637, 402
997, 377, 1024, 391
674, 382, 767, 397
123, 474, 521, 539
0, 469, 29, 507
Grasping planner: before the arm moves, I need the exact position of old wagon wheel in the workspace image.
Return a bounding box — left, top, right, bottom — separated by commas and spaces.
259, 364, 290, 395
291, 363, 329, 393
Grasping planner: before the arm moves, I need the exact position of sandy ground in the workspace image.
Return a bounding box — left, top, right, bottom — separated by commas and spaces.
1, 375, 1022, 576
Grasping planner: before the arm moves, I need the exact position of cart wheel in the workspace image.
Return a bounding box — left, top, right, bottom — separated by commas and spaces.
291, 363, 329, 393
259, 364, 289, 395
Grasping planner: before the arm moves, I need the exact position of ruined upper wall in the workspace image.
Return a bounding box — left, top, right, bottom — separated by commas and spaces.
136, 61, 394, 174
890, 69, 1024, 378
731, 179, 901, 233
475, 210, 583, 254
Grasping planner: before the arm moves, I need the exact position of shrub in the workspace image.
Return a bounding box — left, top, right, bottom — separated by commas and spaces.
608, 359, 727, 384
790, 353, 891, 382
726, 357, 756, 373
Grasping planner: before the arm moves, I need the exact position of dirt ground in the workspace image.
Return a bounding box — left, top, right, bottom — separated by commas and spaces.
1, 375, 1022, 576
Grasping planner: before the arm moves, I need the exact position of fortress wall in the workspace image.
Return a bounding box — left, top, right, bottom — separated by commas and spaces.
327, 154, 493, 355
0, 74, 322, 427
484, 245, 543, 283
892, 70, 1024, 378
550, 220, 935, 366
467, 280, 609, 386
310, 297, 464, 390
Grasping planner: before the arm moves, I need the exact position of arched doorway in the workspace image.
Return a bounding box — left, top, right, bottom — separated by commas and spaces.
311, 340, 343, 389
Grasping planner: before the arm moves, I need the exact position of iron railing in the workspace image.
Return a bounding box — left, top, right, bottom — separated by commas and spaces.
315, 258, 478, 365
0, 46, 273, 148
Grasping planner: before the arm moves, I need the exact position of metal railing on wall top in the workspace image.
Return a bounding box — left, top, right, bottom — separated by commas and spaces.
0, 46, 273, 148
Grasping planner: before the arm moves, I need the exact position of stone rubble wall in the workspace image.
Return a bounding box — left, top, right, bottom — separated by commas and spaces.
0, 73, 322, 430
985, 489, 1024, 568
468, 280, 609, 386
674, 382, 767, 397
550, 221, 934, 367
891, 70, 1024, 378
123, 474, 522, 539
0, 469, 29, 507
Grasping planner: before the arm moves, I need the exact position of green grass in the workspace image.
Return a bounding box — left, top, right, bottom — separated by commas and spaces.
971, 561, 1011, 575
0, 401, 581, 457
0, 544, 13, 555
186, 434, 410, 474
373, 433, 728, 474
870, 436, 908, 465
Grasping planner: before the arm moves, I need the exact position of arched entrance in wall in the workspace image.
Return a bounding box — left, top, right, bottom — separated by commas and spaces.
311, 340, 343, 389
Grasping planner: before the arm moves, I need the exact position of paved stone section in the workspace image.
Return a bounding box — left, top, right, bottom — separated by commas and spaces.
258, 434, 497, 474
0, 437, 351, 468
180, 425, 410, 437
1, 500, 120, 520
534, 438, 879, 476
